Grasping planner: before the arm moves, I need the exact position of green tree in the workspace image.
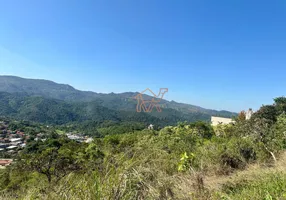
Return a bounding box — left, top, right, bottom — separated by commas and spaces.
274, 97, 286, 115
252, 105, 277, 123
21, 140, 84, 183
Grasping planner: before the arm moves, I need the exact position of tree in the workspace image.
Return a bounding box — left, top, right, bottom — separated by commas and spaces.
274, 97, 286, 115
189, 121, 215, 139
22, 140, 84, 183
252, 105, 277, 123
246, 117, 285, 163
238, 110, 246, 121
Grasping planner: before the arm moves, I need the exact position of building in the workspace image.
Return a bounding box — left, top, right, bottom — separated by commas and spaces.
211, 116, 234, 126
85, 138, 94, 143
20, 143, 26, 148
66, 133, 86, 142
0, 159, 13, 168
7, 146, 17, 150
10, 138, 22, 143
148, 124, 154, 130
246, 108, 254, 120
0, 143, 9, 148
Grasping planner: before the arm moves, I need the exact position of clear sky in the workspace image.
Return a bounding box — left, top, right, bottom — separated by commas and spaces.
0, 0, 285, 112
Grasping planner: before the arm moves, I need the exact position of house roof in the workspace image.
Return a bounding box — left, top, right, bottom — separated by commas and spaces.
10, 138, 22, 142
7, 146, 17, 149
0, 160, 12, 165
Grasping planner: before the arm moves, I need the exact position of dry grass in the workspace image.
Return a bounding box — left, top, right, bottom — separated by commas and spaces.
204, 151, 286, 191
166, 151, 286, 200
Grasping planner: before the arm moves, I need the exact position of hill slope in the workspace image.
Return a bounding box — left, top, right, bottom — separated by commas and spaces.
0, 92, 203, 126
0, 76, 237, 125
0, 75, 100, 101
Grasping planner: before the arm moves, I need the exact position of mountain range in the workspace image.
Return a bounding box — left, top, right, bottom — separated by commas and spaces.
0, 76, 237, 126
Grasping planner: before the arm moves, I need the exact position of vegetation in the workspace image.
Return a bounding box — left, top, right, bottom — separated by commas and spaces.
1, 97, 286, 199
0, 91, 236, 133
0, 76, 237, 126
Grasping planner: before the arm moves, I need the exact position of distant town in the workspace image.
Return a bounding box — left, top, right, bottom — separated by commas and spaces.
0, 120, 27, 154
0, 119, 94, 168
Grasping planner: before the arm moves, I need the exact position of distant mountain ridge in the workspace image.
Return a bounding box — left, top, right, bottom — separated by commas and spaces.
0, 75, 100, 101
0, 76, 237, 125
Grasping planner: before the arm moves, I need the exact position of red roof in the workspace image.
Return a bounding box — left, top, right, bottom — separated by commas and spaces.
0, 160, 12, 166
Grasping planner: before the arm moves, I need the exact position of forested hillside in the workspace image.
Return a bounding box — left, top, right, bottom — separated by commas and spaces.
0, 76, 237, 120
0, 91, 213, 131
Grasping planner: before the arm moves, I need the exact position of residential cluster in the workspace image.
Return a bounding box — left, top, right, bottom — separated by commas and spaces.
0, 121, 27, 153
66, 133, 94, 143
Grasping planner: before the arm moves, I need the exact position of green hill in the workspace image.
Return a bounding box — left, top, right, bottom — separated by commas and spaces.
0, 76, 237, 126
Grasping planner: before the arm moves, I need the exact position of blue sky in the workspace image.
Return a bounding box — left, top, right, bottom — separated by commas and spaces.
0, 0, 285, 112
